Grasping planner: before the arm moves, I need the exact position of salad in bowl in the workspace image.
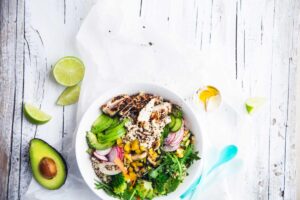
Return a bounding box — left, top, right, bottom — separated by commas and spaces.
76, 84, 203, 200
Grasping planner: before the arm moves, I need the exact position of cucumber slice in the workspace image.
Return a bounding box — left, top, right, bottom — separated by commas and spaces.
168, 115, 176, 128
171, 118, 182, 132
91, 114, 113, 133
86, 132, 114, 150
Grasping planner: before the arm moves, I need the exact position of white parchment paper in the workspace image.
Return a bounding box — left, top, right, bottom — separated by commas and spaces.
25, 0, 250, 199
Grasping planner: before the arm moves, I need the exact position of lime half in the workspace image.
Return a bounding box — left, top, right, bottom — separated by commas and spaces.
53, 56, 85, 86
24, 103, 52, 124
245, 97, 265, 114
57, 85, 80, 106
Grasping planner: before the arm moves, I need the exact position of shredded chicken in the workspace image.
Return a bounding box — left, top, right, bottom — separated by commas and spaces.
101, 95, 131, 116
123, 97, 172, 149
101, 92, 154, 121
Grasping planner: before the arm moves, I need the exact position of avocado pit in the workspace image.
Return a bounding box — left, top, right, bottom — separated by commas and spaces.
39, 157, 57, 179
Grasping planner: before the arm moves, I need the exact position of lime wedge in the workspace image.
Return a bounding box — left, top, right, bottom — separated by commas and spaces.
24, 103, 52, 124
53, 56, 85, 86
245, 97, 265, 114
57, 85, 80, 106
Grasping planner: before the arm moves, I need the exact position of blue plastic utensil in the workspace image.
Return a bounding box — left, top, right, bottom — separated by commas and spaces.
180, 145, 238, 199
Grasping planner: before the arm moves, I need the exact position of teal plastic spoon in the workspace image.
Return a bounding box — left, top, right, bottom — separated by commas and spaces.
180, 145, 238, 199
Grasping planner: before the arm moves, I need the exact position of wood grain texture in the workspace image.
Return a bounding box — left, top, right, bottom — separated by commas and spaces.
0, 0, 25, 199
0, 0, 299, 199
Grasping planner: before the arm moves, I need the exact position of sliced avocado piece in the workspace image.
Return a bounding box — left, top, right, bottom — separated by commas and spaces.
106, 118, 129, 131
170, 118, 182, 132
109, 117, 120, 129
98, 119, 128, 142
103, 121, 126, 135
168, 114, 176, 128
29, 139, 67, 190
97, 127, 126, 143
91, 114, 114, 134
86, 131, 115, 150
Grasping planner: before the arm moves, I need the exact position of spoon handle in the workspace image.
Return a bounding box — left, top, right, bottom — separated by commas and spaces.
179, 176, 202, 199
182, 145, 238, 199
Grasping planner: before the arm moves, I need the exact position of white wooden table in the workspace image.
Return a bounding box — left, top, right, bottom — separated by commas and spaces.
0, 0, 299, 199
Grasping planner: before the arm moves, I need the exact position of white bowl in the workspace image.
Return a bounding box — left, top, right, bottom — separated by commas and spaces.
75, 83, 204, 200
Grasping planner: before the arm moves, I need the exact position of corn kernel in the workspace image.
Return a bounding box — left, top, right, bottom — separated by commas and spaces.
149, 148, 158, 160
124, 142, 131, 152
140, 145, 147, 152
149, 148, 154, 154
135, 149, 142, 154
124, 153, 132, 162
131, 139, 139, 151
116, 138, 123, 145
185, 139, 190, 147
176, 148, 184, 158
131, 162, 137, 168
184, 130, 189, 136
129, 172, 137, 182
183, 133, 191, 142
131, 161, 142, 172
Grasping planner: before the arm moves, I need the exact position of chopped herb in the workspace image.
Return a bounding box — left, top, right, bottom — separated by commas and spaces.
180, 145, 200, 167
95, 180, 118, 197
172, 105, 183, 118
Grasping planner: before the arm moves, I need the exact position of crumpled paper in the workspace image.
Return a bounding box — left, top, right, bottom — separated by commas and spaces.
25, 0, 249, 199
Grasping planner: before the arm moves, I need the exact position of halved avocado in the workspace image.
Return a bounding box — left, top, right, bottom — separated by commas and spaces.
29, 138, 67, 190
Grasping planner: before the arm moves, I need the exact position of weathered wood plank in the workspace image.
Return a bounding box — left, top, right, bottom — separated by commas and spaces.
0, 0, 25, 200
238, 0, 275, 199
282, 1, 300, 199
296, 42, 300, 200
267, 0, 298, 199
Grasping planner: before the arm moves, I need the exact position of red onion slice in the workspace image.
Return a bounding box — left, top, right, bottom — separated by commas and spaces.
166, 124, 184, 147
116, 146, 124, 160
162, 143, 180, 152
165, 133, 176, 145
95, 147, 112, 156
93, 152, 108, 161
170, 130, 184, 147
108, 146, 123, 162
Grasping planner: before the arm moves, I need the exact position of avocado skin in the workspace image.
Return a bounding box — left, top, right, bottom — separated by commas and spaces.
29, 138, 68, 190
